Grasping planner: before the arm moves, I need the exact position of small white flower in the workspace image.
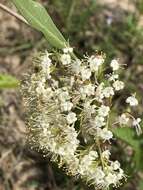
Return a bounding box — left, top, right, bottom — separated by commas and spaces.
61, 101, 73, 112
94, 167, 105, 183
117, 168, 124, 180
63, 47, 73, 53
52, 79, 59, 88
41, 52, 52, 69
119, 114, 129, 125
88, 55, 104, 72
83, 101, 96, 115
133, 118, 141, 126
36, 82, 45, 95
98, 105, 110, 117
36, 79, 53, 98
93, 116, 105, 128
103, 87, 114, 98
85, 84, 95, 96
70, 76, 75, 87
67, 112, 77, 124
44, 87, 54, 99
113, 80, 124, 91
97, 128, 113, 141
72, 59, 81, 74
110, 59, 119, 71
61, 53, 71, 65
111, 161, 120, 170
88, 151, 98, 159
79, 152, 98, 175
58, 90, 70, 102
83, 101, 91, 109
105, 173, 118, 185
80, 84, 95, 99
126, 95, 138, 106
95, 83, 104, 102
80, 66, 91, 81
102, 150, 111, 159
89, 105, 96, 115
58, 147, 66, 156
109, 74, 119, 81
79, 88, 87, 100
133, 118, 142, 135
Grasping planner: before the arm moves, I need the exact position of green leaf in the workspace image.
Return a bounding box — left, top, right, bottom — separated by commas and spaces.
0, 74, 19, 88
113, 127, 143, 170
139, 180, 143, 190
12, 0, 67, 49
113, 127, 139, 149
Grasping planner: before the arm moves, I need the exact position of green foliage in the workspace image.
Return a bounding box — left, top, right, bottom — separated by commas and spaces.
137, 0, 143, 13
0, 74, 19, 88
139, 180, 143, 190
49, 0, 97, 37
113, 127, 143, 171
12, 0, 67, 49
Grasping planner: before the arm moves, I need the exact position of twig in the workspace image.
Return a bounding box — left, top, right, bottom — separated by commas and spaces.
0, 3, 29, 25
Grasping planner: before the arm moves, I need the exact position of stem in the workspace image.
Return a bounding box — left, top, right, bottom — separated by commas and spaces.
96, 138, 104, 170
0, 3, 29, 25
106, 112, 110, 130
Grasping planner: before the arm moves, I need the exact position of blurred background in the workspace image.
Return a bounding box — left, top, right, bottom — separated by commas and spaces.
0, 0, 143, 189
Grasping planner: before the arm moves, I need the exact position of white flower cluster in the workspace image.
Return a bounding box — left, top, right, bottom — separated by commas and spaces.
22, 48, 142, 189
